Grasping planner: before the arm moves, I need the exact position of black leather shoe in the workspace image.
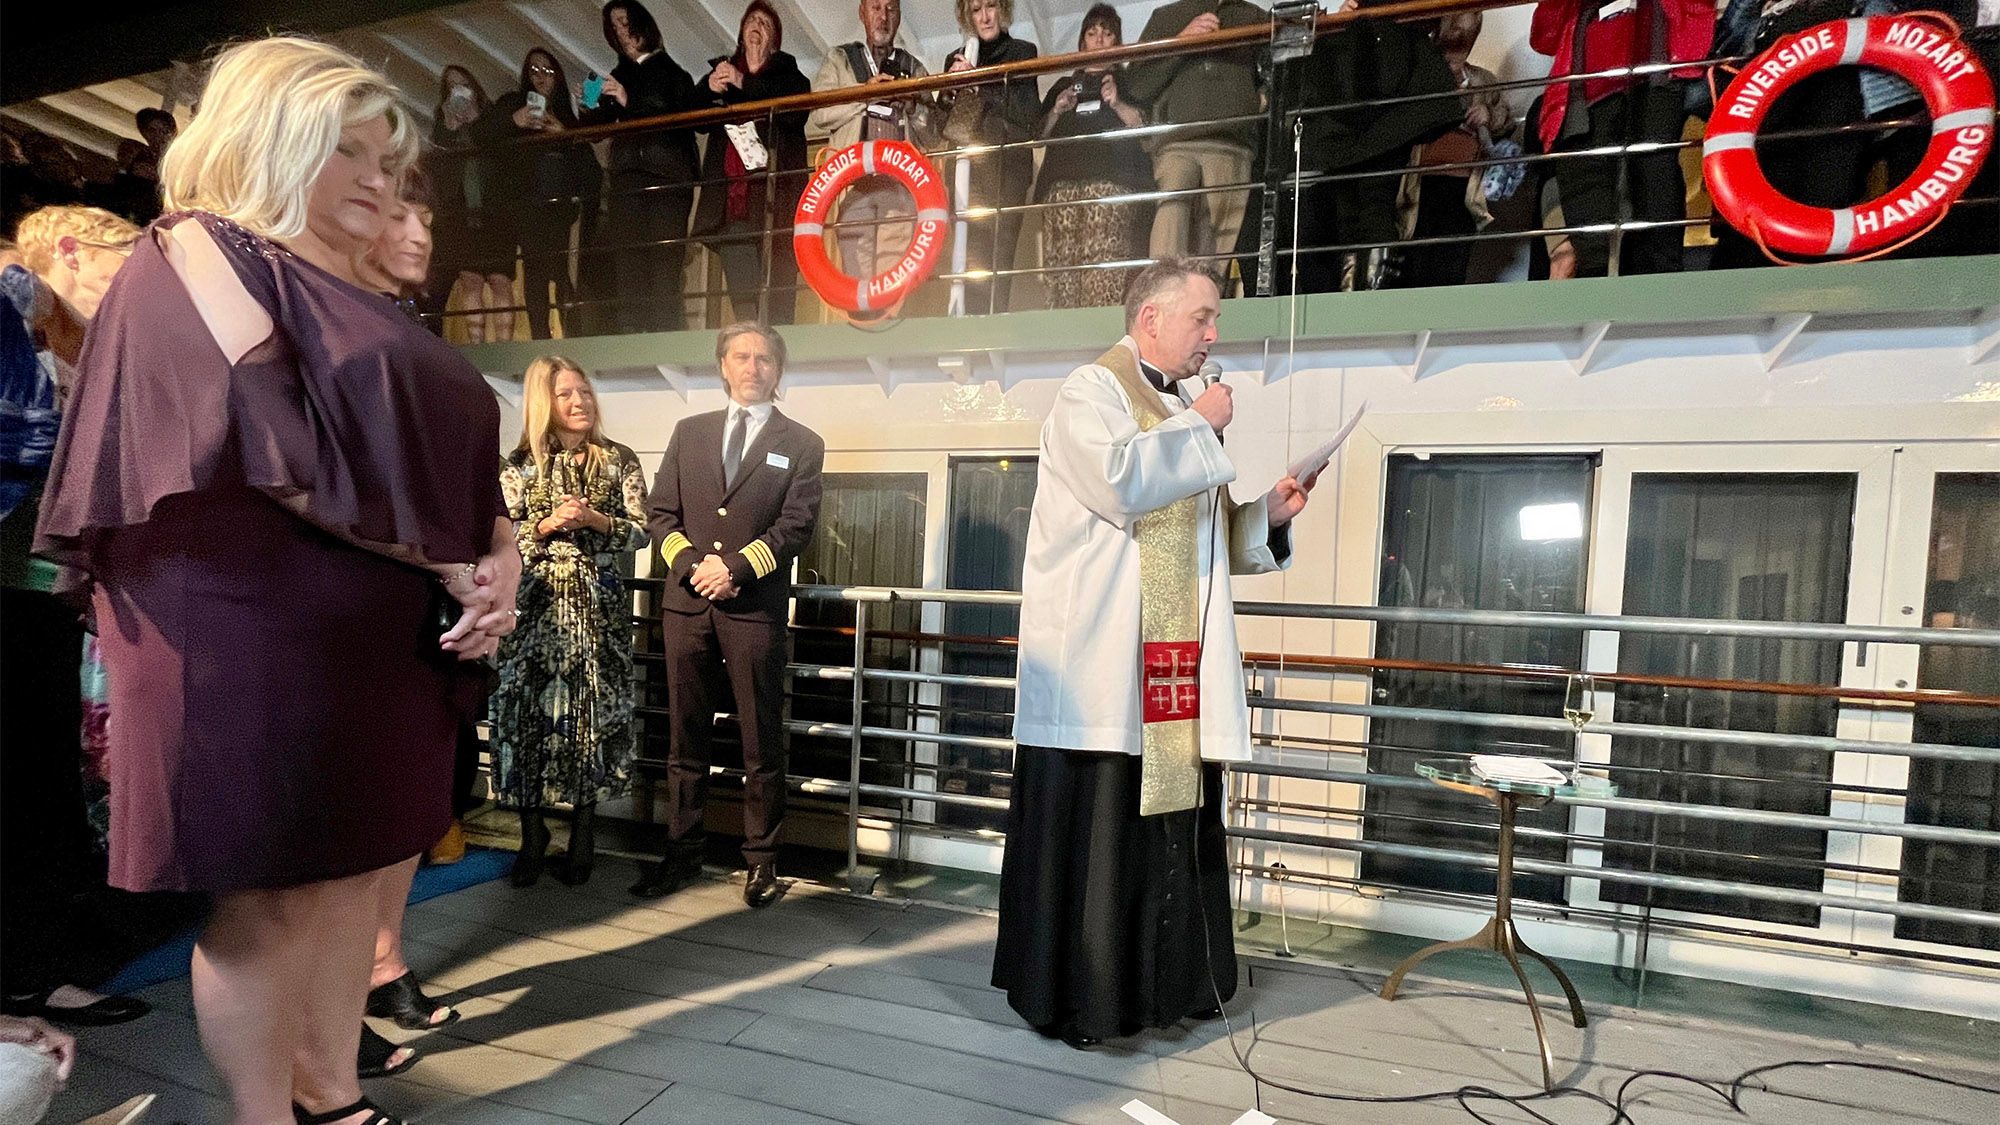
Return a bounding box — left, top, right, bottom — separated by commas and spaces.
510, 812, 550, 888
744, 862, 787, 909
1059, 1026, 1102, 1051
629, 852, 702, 899
1189, 1006, 1224, 1021
7, 990, 150, 1027
366, 971, 459, 1031
357, 1025, 418, 1079
552, 806, 596, 887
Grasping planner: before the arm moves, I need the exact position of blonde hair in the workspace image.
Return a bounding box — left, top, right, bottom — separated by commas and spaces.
13, 206, 141, 275
955, 0, 1012, 38
161, 37, 419, 241
516, 356, 615, 484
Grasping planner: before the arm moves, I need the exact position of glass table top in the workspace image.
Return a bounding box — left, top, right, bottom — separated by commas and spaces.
1416, 757, 1617, 800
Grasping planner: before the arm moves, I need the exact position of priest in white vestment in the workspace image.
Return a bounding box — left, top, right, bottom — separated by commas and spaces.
992, 259, 1318, 1049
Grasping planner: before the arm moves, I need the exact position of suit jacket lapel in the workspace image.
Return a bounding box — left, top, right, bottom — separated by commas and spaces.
723, 407, 789, 504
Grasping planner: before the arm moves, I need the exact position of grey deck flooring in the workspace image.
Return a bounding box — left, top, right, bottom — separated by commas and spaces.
45, 869, 2000, 1125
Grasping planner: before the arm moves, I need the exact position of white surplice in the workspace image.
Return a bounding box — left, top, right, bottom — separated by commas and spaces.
1013, 337, 1290, 762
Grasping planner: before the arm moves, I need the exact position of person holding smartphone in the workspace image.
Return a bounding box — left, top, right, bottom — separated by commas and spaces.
1033, 4, 1153, 309
431, 66, 520, 344
578, 1, 702, 334
489, 48, 602, 339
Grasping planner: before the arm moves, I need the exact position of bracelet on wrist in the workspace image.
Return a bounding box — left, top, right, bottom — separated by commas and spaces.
440, 562, 477, 587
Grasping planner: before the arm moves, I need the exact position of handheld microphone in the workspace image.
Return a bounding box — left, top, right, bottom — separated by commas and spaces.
1196, 361, 1223, 445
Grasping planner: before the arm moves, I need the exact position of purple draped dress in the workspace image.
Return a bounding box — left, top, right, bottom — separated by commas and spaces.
35, 212, 503, 893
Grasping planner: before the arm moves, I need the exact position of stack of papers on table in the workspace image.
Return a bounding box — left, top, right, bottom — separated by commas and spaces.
1470, 756, 1571, 786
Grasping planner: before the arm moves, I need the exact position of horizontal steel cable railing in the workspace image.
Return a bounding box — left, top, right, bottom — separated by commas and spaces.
599, 578, 2000, 963
434, 2, 1999, 333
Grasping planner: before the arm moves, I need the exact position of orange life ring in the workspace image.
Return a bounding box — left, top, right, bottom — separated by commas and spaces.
793, 140, 950, 314
1703, 13, 1993, 259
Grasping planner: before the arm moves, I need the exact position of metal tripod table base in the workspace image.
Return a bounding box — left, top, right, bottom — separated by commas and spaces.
1376, 783, 1590, 1091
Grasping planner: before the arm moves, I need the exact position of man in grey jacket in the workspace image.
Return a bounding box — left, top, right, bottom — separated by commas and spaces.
807, 0, 934, 296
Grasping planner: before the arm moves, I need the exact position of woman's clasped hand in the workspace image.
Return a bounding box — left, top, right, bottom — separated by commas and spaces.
434, 530, 524, 661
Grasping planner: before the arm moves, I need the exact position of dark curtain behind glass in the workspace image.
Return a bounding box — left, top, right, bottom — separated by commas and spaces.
1362, 454, 1596, 903
1603, 473, 1854, 927
941, 457, 1038, 831
1898, 473, 2000, 950
791, 473, 929, 793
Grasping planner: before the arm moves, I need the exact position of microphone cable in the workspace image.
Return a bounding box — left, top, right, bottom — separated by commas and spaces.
1166, 96, 1993, 1125
1185, 832, 2000, 1125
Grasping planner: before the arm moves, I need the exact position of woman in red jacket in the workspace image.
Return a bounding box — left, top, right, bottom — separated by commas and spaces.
1530, 0, 1715, 277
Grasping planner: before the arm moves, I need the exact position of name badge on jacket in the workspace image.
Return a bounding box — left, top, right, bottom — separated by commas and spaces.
766, 451, 790, 469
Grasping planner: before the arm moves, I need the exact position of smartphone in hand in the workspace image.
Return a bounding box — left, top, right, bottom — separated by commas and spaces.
581, 72, 604, 109
525, 90, 547, 125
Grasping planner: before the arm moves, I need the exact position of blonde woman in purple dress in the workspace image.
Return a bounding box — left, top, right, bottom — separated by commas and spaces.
36, 38, 518, 1125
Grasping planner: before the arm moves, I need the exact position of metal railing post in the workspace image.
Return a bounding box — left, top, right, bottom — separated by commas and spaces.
845, 598, 880, 894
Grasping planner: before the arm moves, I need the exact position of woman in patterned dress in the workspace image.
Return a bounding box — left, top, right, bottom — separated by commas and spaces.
494, 356, 649, 887
1032, 5, 1154, 309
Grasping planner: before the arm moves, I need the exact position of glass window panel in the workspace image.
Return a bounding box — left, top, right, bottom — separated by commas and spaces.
790, 473, 929, 792
1362, 454, 1597, 904
1602, 473, 1854, 927
940, 457, 1039, 831
1897, 473, 2000, 950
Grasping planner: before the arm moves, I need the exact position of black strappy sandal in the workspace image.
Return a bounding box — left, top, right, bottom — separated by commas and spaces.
293, 1097, 404, 1125
365, 972, 459, 1031
358, 1025, 419, 1079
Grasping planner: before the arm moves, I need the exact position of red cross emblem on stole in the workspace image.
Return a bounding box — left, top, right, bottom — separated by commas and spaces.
1142, 641, 1201, 723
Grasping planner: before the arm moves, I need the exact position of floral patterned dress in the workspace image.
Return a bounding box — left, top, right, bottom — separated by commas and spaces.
493, 441, 650, 807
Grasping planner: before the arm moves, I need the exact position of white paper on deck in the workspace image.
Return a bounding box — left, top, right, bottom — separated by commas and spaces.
1284, 403, 1368, 482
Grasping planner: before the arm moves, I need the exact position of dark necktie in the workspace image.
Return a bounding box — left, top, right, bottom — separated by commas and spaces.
723, 409, 748, 489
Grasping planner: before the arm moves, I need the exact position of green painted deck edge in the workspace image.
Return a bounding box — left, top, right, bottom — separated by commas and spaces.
460, 255, 2000, 376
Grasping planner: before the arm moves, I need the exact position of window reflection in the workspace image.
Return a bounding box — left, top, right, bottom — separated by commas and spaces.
1364, 454, 1597, 903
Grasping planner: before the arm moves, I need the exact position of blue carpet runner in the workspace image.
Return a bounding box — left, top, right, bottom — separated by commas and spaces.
100, 846, 512, 994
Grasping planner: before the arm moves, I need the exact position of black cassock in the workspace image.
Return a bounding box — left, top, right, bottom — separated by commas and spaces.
991, 748, 1236, 1041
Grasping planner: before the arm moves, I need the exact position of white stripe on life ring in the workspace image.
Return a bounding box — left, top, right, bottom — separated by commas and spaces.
1933, 107, 1997, 135
1839, 19, 1868, 66
915, 207, 950, 223
1826, 208, 1857, 256
855, 278, 871, 311
862, 142, 877, 175
794, 223, 824, 238
1703, 133, 1758, 156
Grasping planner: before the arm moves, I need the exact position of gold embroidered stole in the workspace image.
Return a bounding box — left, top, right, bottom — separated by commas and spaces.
1095, 342, 1204, 816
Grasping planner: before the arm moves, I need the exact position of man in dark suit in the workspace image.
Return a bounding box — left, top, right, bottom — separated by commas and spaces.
633, 322, 825, 907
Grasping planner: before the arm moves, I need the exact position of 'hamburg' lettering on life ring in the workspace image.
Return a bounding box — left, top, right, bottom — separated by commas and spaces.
794, 140, 951, 314
1703, 14, 1993, 259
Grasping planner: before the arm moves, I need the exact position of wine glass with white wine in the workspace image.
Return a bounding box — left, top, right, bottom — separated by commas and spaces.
1563, 672, 1596, 731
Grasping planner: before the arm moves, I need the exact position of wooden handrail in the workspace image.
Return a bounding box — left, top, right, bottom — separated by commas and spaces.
524, 0, 1525, 147
780, 624, 2000, 708
1238, 652, 2000, 709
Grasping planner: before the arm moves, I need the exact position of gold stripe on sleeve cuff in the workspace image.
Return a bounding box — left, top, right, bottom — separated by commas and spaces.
745, 540, 778, 579
661, 532, 694, 568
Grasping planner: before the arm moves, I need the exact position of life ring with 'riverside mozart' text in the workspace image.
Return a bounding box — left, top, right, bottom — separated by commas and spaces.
1703, 14, 1993, 260
793, 140, 950, 314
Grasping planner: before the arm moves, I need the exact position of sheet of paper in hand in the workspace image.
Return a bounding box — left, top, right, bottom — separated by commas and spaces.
1284, 402, 1368, 483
